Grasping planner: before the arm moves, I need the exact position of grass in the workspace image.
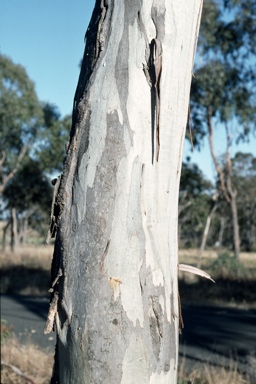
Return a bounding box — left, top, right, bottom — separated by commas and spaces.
1, 246, 256, 382
1, 335, 53, 384
1, 245, 255, 304
0, 245, 53, 295
178, 357, 250, 383
179, 250, 256, 308
0, 335, 252, 384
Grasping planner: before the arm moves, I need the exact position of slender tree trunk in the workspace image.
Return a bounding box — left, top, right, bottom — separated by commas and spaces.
218, 216, 225, 247
198, 203, 217, 267
10, 208, 18, 252
19, 208, 36, 245
225, 126, 240, 258
2, 220, 10, 251
46, 1, 203, 383
0, 145, 27, 194
229, 189, 240, 258
207, 109, 240, 258
245, 202, 251, 252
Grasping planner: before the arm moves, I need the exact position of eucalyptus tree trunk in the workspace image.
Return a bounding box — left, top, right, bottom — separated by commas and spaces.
47, 1, 203, 383
198, 202, 217, 268
10, 207, 18, 252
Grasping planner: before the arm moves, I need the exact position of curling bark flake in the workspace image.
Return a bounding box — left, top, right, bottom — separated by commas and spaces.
47, 0, 203, 383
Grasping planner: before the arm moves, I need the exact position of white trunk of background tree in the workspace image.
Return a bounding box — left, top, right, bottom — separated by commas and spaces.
46, 0, 203, 383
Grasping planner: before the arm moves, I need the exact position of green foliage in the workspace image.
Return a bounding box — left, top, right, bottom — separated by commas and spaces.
180, 162, 213, 195
0, 319, 13, 344
3, 157, 52, 211
36, 103, 71, 173
0, 55, 71, 240
209, 252, 247, 280
179, 162, 214, 248
232, 153, 256, 251
189, 0, 256, 146
0, 54, 42, 169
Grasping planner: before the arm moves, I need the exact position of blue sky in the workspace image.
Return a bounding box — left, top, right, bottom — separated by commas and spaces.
1, 0, 255, 182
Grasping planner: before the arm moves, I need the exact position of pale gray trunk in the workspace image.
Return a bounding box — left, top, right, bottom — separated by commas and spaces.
207, 111, 241, 259
11, 208, 18, 252
198, 203, 217, 267
2, 220, 10, 251
218, 216, 225, 247
229, 190, 240, 258
47, 1, 203, 383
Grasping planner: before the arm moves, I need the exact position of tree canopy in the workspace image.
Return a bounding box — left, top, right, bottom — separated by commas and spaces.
0, 54, 42, 169
0, 55, 70, 247
189, 0, 256, 146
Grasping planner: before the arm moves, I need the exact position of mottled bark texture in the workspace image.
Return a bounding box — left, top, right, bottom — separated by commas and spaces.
47, 0, 203, 382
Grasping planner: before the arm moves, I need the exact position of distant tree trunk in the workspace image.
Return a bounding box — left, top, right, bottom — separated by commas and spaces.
46, 1, 203, 383
207, 108, 240, 258
218, 216, 226, 247
244, 201, 253, 252
18, 208, 36, 245
198, 199, 217, 267
0, 145, 27, 195
225, 125, 240, 258
19, 217, 28, 245
229, 188, 240, 257
2, 220, 10, 251
10, 208, 19, 252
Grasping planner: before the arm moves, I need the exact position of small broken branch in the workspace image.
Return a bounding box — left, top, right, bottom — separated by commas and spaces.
1, 360, 36, 384
179, 263, 215, 282
0, 144, 28, 195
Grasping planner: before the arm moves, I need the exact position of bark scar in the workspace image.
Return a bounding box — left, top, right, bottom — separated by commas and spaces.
100, 239, 110, 275
151, 296, 163, 338
143, 39, 162, 163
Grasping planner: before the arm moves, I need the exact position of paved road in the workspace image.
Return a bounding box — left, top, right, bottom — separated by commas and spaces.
180, 303, 256, 372
1, 295, 256, 372
1, 295, 55, 351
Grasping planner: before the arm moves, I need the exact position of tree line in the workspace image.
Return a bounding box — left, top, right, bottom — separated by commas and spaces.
1, 0, 256, 382
1, 0, 255, 259
0, 54, 71, 250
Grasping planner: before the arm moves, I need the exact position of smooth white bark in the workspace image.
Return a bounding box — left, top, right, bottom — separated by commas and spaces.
49, 1, 203, 383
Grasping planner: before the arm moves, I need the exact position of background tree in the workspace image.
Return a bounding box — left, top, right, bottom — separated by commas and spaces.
179, 161, 214, 249
45, 1, 204, 383
178, 152, 256, 253
2, 157, 52, 251
36, 103, 71, 174
0, 55, 71, 249
0, 54, 43, 194
189, 0, 256, 258
230, 152, 256, 251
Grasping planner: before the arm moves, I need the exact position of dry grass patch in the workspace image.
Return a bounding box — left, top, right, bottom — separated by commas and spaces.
0, 245, 53, 295
178, 249, 256, 308
179, 249, 256, 270
0, 336, 251, 384
0, 245, 53, 269
1, 336, 53, 384
178, 355, 250, 384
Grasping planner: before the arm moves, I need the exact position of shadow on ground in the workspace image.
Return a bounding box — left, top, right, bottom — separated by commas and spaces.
1, 265, 51, 296
179, 303, 256, 379
179, 277, 256, 307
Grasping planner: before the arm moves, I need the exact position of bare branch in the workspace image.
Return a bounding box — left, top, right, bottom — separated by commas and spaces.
225, 123, 237, 199
207, 106, 230, 203
0, 151, 6, 168
0, 144, 28, 194
1, 360, 36, 384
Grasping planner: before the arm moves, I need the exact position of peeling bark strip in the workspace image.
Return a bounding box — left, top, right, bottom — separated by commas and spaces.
143, 38, 162, 163
48, 0, 204, 383
100, 239, 110, 275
